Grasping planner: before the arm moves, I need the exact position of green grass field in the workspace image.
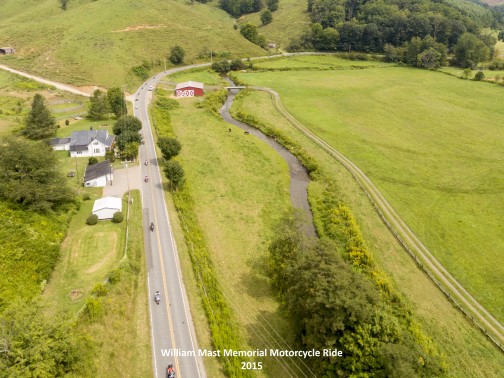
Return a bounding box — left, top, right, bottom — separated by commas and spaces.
0, 0, 264, 89
164, 93, 305, 377
230, 83, 504, 377
234, 61, 504, 324
237, 0, 309, 50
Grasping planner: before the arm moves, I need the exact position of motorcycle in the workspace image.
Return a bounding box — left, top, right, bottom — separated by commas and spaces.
154, 292, 161, 305
150, 222, 155, 231
144, 160, 149, 166
144, 176, 149, 182
166, 364, 175, 378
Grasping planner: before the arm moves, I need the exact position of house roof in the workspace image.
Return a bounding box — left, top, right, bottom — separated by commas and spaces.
49, 137, 71, 146
176, 81, 204, 90
84, 160, 112, 182
70, 129, 114, 149
92, 197, 122, 213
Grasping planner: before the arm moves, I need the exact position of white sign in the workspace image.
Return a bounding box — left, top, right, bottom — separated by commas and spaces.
176, 89, 195, 97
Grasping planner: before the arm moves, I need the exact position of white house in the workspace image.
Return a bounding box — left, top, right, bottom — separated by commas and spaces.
69, 129, 114, 158
92, 197, 122, 220
49, 137, 71, 151
84, 160, 113, 187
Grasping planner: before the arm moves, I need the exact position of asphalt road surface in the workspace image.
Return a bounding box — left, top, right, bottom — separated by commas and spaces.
134, 67, 209, 378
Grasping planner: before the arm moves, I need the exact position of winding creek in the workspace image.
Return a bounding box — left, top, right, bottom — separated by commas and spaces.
219, 78, 316, 238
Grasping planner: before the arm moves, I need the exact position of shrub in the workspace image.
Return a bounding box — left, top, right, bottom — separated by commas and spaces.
65, 119, 70, 126
82, 193, 91, 201
91, 283, 108, 297
88, 157, 98, 165
211, 60, 231, 74
112, 211, 124, 223
108, 268, 122, 284
261, 9, 273, 25
83, 297, 104, 321
474, 71, 485, 81
230, 59, 246, 71
86, 214, 99, 225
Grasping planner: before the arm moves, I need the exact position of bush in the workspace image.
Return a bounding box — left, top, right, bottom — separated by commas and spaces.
211, 60, 231, 74
112, 211, 124, 223
108, 268, 122, 284
65, 119, 70, 126
88, 157, 98, 165
230, 59, 246, 71
474, 71, 485, 81
82, 193, 91, 201
86, 214, 99, 225
91, 283, 108, 297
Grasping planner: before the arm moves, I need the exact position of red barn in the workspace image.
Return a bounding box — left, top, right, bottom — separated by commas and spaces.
175, 81, 204, 98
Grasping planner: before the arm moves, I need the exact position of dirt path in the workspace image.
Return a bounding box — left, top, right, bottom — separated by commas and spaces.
251, 86, 504, 350
220, 78, 316, 238
0, 64, 95, 97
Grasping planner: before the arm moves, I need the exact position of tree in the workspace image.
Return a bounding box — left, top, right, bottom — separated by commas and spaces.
107, 87, 127, 118
240, 24, 267, 48
23, 94, 57, 140
499, 31, 504, 41
88, 157, 98, 165
169, 45, 185, 65
474, 71, 485, 81
267, 0, 278, 12
211, 60, 231, 73
119, 141, 139, 160
0, 138, 75, 211
163, 160, 185, 191
261, 9, 273, 25
230, 58, 246, 71
113, 115, 142, 135
454, 33, 490, 69
88, 89, 111, 120
157, 137, 182, 160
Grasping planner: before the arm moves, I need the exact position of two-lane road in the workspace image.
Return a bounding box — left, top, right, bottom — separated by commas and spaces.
134, 70, 208, 378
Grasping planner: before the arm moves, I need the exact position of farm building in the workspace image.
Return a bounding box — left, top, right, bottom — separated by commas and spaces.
175, 81, 204, 98
69, 129, 114, 157
0, 47, 15, 55
84, 160, 113, 187
49, 137, 71, 151
92, 197, 122, 220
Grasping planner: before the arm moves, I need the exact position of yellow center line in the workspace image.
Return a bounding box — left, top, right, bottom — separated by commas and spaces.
147, 165, 182, 377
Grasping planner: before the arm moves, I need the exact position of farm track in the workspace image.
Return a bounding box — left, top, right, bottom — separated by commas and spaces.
250, 86, 504, 351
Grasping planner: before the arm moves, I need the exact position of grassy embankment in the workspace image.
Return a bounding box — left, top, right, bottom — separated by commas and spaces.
237, 0, 310, 50
234, 56, 504, 322
229, 55, 504, 376
0, 0, 264, 89
43, 188, 152, 377
150, 82, 304, 377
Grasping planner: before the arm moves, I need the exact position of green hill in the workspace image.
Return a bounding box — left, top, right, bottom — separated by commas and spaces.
0, 0, 264, 89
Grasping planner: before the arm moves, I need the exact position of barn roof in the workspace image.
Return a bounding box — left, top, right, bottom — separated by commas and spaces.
84, 160, 112, 182
92, 197, 122, 212
176, 81, 204, 90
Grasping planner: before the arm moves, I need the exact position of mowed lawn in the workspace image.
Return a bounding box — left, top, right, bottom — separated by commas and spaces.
169, 96, 296, 376
43, 191, 126, 314
234, 63, 504, 323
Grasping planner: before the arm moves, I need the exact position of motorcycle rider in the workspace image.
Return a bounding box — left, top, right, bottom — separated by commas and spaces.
150, 222, 155, 231
145, 160, 149, 166
166, 363, 175, 378
144, 175, 149, 182
155, 291, 160, 304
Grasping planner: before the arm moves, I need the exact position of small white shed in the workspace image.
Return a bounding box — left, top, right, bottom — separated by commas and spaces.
92, 197, 122, 220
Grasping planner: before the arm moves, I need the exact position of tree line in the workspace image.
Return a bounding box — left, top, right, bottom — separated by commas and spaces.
288, 0, 503, 69
268, 211, 445, 377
